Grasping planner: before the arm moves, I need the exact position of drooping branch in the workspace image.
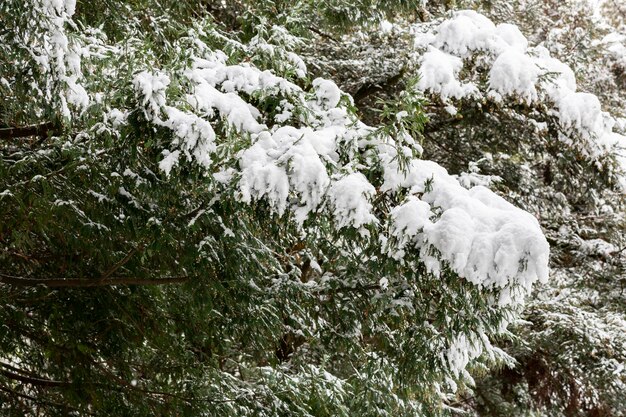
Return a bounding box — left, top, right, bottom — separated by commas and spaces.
99, 244, 146, 280
0, 273, 190, 287
308, 26, 339, 43
0, 384, 85, 414
0, 362, 194, 405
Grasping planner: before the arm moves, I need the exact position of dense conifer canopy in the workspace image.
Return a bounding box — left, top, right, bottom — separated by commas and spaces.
1, 0, 624, 416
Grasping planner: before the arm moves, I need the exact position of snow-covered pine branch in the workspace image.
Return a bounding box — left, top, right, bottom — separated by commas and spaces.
1, 1, 623, 415
412, 10, 626, 180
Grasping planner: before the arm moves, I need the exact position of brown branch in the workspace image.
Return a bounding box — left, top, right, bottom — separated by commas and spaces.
0, 361, 250, 406
424, 116, 462, 133
337, 284, 381, 293
352, 67, 407, 104
0, 273, 190, 288
0, 367, 69, 388
307, 26, 339, 43
0, 363, 180, 409
0, 384, 87, 414
0, 122, 58, 140
0, 361, 46, 379
89, 361, 195, 404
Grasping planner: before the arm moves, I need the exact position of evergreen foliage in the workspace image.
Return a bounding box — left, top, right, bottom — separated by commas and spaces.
0, 1, 624, 416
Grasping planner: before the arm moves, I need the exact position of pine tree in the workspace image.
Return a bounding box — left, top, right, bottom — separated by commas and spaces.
1, 1, 623, 416
306, 2, 625, 415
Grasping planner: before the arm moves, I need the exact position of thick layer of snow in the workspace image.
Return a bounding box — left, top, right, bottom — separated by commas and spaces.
414, 10, 626, 165
489, 50, 539, 103
383, 155, 549, 300
557, 92, 605, 139
133, 71, 170, 119
186, 55, 300, 96
238, 127, 334, 222
129, 35, 550, 308
417, 47, 478, 100
328, 173, 378, 233
311, 78, 343, 109
432, 10, 527, 57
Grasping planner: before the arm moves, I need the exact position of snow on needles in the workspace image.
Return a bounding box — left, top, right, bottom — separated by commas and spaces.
32, 0, 89, 118
130, 31, 550, 309
28, 6, 564, 389
414, 10, 626, 165
382, 155, 549, 305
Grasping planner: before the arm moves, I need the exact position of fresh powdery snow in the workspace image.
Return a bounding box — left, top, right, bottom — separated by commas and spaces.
382, 155, 549, 304
133, 71, 171, 119
489, 50, 539, 103
12, 1, 626, 406
123, 13, 577, 386
130, 31, 550, 311
414, 10, 626, 164
416, 47, 478, 100
158, 150, 180, 178
327, 173, 378, 233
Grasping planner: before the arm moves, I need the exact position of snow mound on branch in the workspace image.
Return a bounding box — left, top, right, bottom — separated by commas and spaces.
238, 127, 335, 222
489, 50, 539, 103
495, 23, 528, 52
130, 36, 549, 307
414, 10, 626, 167
311, 78, 343, 109
186, 55, 300, 96
383, 155, 549, 303
189, 82, 264, 134
557, 92, 605, 139
328, 173, 378, 233
417, 47, 478, 100
531, 46, 577, 91
238, 131, 291, 216
133, 71, 170, 119
433, 10, 527, 57
434, 11, 492, 55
